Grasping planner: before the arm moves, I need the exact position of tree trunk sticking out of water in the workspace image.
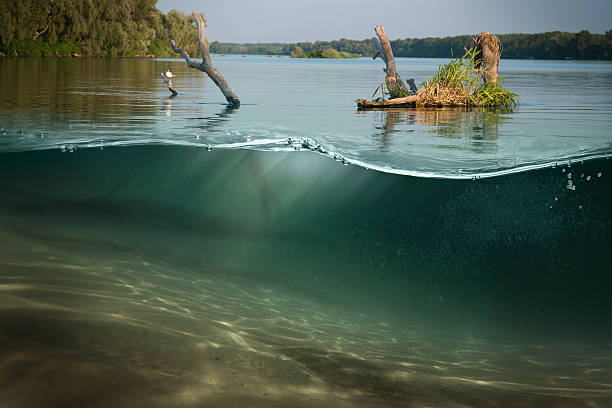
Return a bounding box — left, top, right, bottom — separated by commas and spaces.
161, 73, 178, 96
374, 25, 411, 96
170, 12, 240, 107
473, 32, 500, 83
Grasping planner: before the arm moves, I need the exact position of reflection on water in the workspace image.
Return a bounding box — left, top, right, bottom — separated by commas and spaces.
1, 57, 611, 175
360, 107, 509, 154
163, 94, 175, 116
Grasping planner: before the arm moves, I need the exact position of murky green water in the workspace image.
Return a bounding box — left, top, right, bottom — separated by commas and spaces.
0, 57, 611, 407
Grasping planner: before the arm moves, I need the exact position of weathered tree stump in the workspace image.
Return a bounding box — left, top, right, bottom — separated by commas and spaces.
374, 25, 410, 96
171, 12, 240, 107
473, 32, 500, 83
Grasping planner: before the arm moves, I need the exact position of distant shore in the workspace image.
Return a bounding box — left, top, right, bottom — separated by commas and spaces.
1, 1, 610, 60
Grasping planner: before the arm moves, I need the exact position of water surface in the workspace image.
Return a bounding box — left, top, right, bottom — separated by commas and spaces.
1, 56, 611, 176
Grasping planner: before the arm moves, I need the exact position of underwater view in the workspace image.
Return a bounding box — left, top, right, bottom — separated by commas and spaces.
1, 56, 611, 407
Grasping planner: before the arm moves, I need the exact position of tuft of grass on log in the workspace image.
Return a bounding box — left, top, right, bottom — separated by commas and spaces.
415, 48, 518, 108
359, 43, 518, 109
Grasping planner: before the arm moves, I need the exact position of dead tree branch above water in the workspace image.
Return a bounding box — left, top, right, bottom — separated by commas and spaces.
375, 25, 410, 96
171, 12, 240, 107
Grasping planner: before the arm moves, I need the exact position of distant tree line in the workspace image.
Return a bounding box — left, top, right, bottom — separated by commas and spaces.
0, 1, 610, 60
211, 30, 612, 60
0, 0, 201, 57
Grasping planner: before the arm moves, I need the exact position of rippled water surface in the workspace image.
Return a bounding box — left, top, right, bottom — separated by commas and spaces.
1, 56, 611, 176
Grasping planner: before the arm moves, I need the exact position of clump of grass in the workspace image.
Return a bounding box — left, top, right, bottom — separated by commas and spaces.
473, 80, 518, 107
416, 49, 482, 106
369, 44, 518, 108
415, 47, 518, 107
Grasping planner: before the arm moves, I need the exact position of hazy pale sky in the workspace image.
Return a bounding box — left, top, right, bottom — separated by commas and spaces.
156, 0, 612, 43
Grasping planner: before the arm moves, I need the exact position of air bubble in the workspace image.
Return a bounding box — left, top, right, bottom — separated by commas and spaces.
578, 205, 583, 210
597, 172, 602, 178
554, 197, 558, 202
586, 176, 591, 181
567, 173, 572, 179
562, 168, 566, 173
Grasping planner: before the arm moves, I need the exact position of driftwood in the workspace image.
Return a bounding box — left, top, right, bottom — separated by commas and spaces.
171, 12, 240, 107
357, 95, 417, 108
358, 31, 510, 109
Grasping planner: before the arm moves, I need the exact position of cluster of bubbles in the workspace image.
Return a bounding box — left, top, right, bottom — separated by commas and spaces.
60, 144, 77, 153
566, 171, 576, 191
550, 160, 604, 209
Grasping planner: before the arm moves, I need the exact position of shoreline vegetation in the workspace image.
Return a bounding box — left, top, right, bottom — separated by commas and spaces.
0, 1, 611, 60
289, 46, 358, 59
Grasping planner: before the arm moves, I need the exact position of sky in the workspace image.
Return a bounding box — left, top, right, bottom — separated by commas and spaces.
156, 0, 612, 43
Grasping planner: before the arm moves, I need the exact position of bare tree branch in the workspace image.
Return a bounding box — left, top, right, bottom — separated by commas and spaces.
33, 22, 51, 41
375, 25, 410, 96
171, 12, 240, 107
170, 40, 202, 70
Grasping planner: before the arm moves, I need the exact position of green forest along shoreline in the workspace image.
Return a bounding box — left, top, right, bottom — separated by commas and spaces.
1, 0, 611, 60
